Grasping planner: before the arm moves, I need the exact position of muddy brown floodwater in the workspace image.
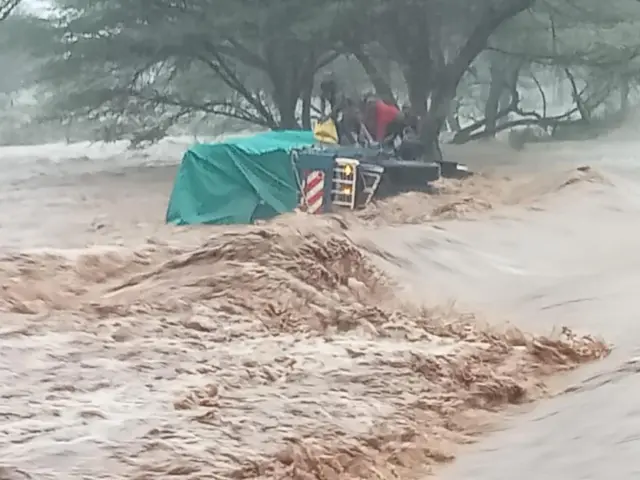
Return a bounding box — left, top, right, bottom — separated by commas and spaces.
0, 136, 638, 479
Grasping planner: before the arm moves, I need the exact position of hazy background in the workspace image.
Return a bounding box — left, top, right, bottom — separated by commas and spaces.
0, 0, 639, 151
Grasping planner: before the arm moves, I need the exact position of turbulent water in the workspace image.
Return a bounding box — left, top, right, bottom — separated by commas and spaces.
438, 140, 640, 480
0, 135, 638, 479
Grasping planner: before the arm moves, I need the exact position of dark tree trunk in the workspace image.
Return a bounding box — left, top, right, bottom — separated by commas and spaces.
418, 113, 444, 162
277, 68, 300, 129
418, 86, 454, 162
405, 64, 430, 112
275, 98, 299, 129
271, 70, 299, 129
353, 47, 397, 105
301, 84, 312, 129
300, 61, 315, 129
484, 60, 521, 135
564, 68, 590, 122
446, 99, 462, 132
484, 58, 505, 136
407, 0, 534, 158
265, 41, 303, 129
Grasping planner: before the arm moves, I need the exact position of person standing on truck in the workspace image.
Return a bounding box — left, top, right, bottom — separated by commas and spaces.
319, 75, 339, 117
313, 95, 373, 146
337, 97, 374, 146
401, 103, 419, 133
362, 94, 406, 146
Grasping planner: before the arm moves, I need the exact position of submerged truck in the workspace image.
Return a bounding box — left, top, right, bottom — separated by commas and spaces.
165, 130, 469, 225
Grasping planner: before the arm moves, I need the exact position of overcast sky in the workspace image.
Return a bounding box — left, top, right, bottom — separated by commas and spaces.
21, 0, 49, 11
19, 0, 56, 17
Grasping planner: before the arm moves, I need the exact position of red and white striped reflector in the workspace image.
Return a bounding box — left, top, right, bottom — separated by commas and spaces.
299, 170, 325, 214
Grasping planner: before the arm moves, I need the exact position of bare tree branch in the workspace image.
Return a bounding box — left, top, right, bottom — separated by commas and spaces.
0, 0, 20, 21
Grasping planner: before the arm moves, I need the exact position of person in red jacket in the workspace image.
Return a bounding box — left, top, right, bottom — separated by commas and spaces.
362, 94, 405, 144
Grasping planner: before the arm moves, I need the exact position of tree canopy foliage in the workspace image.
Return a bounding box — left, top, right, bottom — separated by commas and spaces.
3, 0, 640, 149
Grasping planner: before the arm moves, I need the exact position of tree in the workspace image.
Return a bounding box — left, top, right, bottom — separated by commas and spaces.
443, 0, 640, 144
342, 0, 536, 159
16, 0, 640, 154
20, 0, 348, 143
0, 0, 20, 21
22, 0, 538, 151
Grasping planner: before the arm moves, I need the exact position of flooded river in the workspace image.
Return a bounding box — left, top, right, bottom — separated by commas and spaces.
0, 135, 637, 479
438, 139, 640, 480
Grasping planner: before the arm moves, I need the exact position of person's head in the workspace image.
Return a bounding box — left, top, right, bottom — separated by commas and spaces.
360, 93, 377, 121
361, 92, 377, 108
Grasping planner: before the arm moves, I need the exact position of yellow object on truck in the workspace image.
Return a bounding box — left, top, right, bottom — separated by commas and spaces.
313, 118, 338, 144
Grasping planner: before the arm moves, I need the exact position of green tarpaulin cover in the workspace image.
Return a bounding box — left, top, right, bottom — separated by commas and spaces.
165, 130, 316, 225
